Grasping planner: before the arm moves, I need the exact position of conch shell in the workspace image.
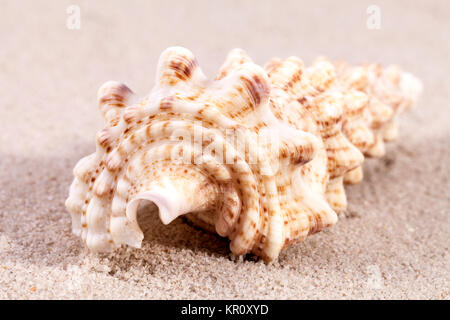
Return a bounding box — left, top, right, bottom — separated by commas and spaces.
66, 47, 422, 261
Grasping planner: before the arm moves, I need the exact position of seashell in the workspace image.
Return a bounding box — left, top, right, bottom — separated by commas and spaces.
66, 47, 421, 261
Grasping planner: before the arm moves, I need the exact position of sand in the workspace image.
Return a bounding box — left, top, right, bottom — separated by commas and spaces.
0, 0, 449, 299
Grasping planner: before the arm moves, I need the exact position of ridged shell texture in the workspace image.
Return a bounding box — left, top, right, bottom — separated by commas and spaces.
66, 47, 422, 261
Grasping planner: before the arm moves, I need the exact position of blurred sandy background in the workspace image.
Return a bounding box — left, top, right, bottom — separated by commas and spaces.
0, 0, 449, 299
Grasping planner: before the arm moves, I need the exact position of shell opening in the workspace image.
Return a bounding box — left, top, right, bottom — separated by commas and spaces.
127, 188, 188, 226
125, 170, 221, 235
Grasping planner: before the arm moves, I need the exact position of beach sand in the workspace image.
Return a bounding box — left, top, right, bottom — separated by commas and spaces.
0, 0, 448, 299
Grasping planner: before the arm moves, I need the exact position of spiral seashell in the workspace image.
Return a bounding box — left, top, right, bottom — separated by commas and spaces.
66, 47, 422, 261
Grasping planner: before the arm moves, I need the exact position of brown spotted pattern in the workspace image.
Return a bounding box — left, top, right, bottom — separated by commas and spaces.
66, 47, 421, 262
